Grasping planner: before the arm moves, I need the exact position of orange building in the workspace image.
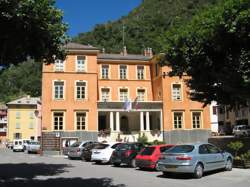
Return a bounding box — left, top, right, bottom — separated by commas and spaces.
42, 43, 211, 151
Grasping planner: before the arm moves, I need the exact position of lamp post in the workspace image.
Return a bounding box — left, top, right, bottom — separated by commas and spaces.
34, 108, 43, 156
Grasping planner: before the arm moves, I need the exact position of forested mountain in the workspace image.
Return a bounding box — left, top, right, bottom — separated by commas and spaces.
0, 0, 221, 102
74, 0, 220, 54
0, 60, 42, 102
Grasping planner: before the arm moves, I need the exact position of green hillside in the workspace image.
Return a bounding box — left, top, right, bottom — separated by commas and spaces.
74, 0, 220, 54
0, 0, 222, 102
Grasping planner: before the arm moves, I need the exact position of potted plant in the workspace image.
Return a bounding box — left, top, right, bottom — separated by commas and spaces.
240, 151, 250, 168
227, 141, 244, 168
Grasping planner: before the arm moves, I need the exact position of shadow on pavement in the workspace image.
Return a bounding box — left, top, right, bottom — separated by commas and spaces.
0, 163, 71, 180
0, 177, 125, 187
157, 169, 226, 180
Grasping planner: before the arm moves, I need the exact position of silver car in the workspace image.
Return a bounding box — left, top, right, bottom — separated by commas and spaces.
26, 141, 40, 154
67, 141, 94, 159
156, 143, 233, 178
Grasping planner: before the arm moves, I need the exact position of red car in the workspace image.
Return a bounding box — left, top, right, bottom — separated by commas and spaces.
135, 144, 174, 169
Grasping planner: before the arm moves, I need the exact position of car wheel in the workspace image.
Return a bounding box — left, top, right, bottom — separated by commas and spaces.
194, 163, 203, 179
113, 163, 120, 167
130, 159, 136, 168
225, 158, 233, 171
162, 171, 169, 176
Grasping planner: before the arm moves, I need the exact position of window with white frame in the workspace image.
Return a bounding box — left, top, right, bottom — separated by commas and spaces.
76, 56, 86, 72
76, 81, 86, 99
172, 84, 182, 101
137, 66, 145, 80
53, 112, 64, 130
120, 88, 128, 101
173, 112, 183, 129
192, 112, 201, 129
137, 89, 145, 101
120, 65, 127, 79
101, 65, 109, 79
101, 88, 110, 101
29, 122, 34, 129
76, 112, 86, 130
16, 112, 21, 119
16, 122, 20, 129
54, 59, 64, 71
54, 81, 64, 99
29, 112, 34, 119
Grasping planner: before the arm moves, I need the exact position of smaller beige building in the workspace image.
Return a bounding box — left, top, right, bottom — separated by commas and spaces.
218, 104, 250, 134
7, 96, 41, 141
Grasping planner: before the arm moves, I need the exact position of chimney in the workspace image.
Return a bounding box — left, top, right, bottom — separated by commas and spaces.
144, 47, 153, 57
122, 46, 127, 56
102, 48, 105, 53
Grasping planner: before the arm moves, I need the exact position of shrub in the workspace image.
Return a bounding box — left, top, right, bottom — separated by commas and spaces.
241, 150, 250, 161
137, 133, 148, 145
227, 141, 244, 157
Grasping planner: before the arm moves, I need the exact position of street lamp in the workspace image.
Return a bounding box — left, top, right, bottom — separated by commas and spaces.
34, 109, 43, 156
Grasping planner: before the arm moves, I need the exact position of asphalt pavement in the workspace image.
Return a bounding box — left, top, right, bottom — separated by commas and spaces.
0, 148, 249, 187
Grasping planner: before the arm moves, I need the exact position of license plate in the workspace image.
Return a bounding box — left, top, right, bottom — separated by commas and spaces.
166, 165, 177, 169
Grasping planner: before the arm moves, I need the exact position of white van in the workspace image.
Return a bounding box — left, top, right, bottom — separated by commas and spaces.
13, 139, 24, 152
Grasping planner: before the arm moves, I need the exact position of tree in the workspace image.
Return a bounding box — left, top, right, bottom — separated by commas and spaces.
161, 0, 250, 107
0, 60, 42, 102
0, 0, 68, 66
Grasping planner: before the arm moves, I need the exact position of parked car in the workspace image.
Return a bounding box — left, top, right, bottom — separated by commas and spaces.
156, 143, 233, 178
91, 142, 122, 164
81, 142, 102, 161
67, 141, 95, 159
13, 139, 24, 152
23, 139, 31, 150
26, 141, 40, 154
135, 144, 174, 169
110, 142, 144, 167
6, 141, 13, 149
232, 125, 250, 137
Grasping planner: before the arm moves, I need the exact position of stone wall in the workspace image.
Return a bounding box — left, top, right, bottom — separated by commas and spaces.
163, 130, 211, 144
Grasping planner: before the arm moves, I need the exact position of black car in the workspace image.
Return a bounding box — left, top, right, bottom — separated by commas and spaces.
110, 143, 144, 167
80, 142, 102, 161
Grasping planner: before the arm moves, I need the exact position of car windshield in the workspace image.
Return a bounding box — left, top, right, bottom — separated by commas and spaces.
160, 146, 173, 153
116, 143, 132, 150
94, 143, 109, 149
165, 145, 194, 153
70, 142, 81, 147
140, 147, 155, 155
29, 142, 39, 145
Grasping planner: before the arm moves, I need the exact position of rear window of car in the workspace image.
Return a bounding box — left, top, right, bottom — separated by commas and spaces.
160, 146, 172, 153
94, 144, 109, 149
111, 143, 121, 149
70, 142, 81, 147
140, 147, 155, 155
165, 145, 194, 153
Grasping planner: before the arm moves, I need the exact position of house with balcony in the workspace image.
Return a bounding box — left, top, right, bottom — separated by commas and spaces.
42, 43, 211, 152
0, 104, 8, 144
7, 96, 41, 141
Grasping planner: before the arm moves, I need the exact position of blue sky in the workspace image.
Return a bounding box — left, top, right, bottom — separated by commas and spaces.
56, 0, 142, 37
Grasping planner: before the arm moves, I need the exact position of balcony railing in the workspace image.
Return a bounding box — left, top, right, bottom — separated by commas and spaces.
0, 128, 7, 132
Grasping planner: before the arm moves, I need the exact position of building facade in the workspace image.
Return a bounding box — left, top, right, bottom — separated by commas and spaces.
0, 104, 8, 145
42, 43, 211, 151
218, 104, 250, 134
7, 96, 41, 141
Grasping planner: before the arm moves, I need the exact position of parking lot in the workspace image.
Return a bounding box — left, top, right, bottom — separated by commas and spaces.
0, 148, 249, 187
